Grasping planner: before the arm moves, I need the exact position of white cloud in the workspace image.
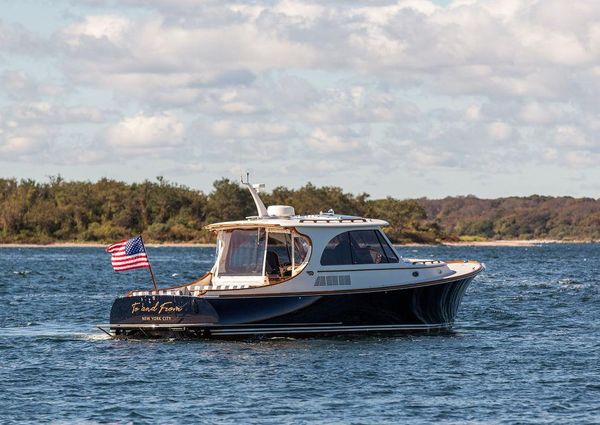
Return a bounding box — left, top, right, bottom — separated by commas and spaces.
208, 120, 292, 140
8, 102, 113, 124
61, 15, 131, 46
57, 13, 316, 103
550, 126, 590, 148
0, 99, 116, 163
464, 105, 482, 122
0, 71, 65, 99
104, 112, 185, 149
488, 121, 513, 141
3, 0, 600, 196
0, 20, 49, 56
0, 124, 52, 157
307, 127, 362, 154
48, 0, 600, 117
563, 150, 600, 167
408, 146, 454, 168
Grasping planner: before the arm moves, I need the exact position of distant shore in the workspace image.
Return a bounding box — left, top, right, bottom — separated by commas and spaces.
401, 239, 594, 247
0, 242, 216, 248
0, 239, 595, 248
442, 239, 594, 247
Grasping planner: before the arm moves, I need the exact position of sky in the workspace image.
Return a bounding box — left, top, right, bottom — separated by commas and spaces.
1, 0, 600, 200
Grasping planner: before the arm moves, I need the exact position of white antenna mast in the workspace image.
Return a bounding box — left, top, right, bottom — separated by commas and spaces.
241, 172, 268, 218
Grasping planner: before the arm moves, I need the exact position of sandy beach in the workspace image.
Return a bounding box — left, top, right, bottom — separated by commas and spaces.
0, 242, 217, 248
440, 239, 590, 247
0, 240, 594, 248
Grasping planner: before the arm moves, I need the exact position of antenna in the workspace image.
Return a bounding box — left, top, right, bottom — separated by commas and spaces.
241, 172, 250, 185
240, 172, 268, 217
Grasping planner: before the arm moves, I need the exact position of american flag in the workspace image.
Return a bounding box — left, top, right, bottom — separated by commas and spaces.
106, 236, 150, 272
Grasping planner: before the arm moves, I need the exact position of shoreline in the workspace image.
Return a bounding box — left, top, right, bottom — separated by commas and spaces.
443, 239, 594, 247
406, 239, 595, 247
0, 239, 595, 248
0, 242, 216, 248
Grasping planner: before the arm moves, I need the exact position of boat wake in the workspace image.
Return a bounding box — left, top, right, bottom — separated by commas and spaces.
0, 323, 111, 341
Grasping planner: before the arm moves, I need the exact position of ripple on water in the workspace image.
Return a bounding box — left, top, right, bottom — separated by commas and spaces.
0, 244, 599, 423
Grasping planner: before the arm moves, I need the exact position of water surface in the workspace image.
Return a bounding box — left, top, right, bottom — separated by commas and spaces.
1, 245, 599, 423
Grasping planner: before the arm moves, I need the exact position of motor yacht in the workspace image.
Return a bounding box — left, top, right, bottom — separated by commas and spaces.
98, 179, 484, 338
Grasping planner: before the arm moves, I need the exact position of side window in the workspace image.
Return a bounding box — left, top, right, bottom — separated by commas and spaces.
348, 230, 389, 264
320, 230, 398, 265
293, 234, 310, 266
267, 233, 292, 266
376, 231, 399, 263
320, 232, 352, 265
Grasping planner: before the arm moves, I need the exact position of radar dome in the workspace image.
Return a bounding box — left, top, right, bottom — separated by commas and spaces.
267, 205, 295, 217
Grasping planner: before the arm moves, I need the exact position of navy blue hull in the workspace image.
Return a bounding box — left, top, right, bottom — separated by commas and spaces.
107, 276, 474, 338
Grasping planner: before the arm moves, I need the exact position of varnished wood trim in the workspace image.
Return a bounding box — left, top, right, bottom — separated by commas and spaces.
126, 272, 212, 296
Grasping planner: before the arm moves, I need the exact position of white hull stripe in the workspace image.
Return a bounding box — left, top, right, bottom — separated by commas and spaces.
99, 323, 451, 335
210, 323, 449, 335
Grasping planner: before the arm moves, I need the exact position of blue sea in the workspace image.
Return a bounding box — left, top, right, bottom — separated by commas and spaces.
1, 244, 599, 424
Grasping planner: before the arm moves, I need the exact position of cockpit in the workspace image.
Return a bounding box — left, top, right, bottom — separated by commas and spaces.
213, 228, 311, 286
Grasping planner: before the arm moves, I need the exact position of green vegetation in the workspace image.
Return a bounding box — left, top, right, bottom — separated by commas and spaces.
0, 177, 598, 244
419, 195, 600, 241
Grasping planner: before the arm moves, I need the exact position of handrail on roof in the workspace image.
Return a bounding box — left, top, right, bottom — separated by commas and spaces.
298, 218, 368, 223
411, 260, 443, 265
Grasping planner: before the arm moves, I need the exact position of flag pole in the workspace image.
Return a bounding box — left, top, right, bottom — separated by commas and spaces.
140, 236, 158, 290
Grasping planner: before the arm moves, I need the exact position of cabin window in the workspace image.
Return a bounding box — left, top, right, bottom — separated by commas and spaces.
293, 234, 310, 266
266, 232, 291, 277
376, 230, 399, 263
349, 230, 390, 264
266, 232, 311, 278
218, 229, 266, 276
320, 230, 399, 265
320, 232, 353, 265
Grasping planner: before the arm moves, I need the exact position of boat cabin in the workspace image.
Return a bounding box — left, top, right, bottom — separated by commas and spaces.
209, 222, 401, 288
212, 227, 311, 286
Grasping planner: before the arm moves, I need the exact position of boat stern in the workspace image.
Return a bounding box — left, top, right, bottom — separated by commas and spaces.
109, 294, 218, 325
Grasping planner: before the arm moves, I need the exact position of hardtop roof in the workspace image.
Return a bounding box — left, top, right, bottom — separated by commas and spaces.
205, 213, 389, 231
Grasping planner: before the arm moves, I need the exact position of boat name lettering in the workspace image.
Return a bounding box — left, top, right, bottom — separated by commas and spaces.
131, 301, 183, 315
141, 316, 174, 322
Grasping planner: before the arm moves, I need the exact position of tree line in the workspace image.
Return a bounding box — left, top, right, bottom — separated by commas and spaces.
0, 177, 597, 244
420, 195, 600, 241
